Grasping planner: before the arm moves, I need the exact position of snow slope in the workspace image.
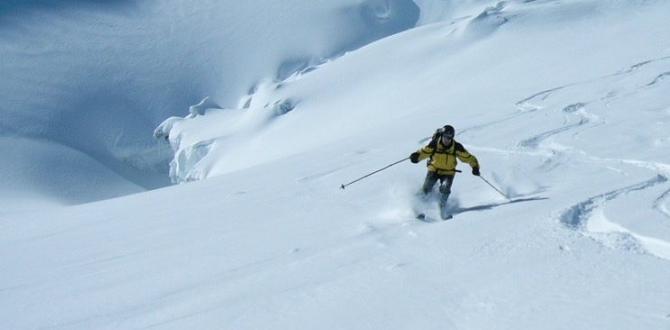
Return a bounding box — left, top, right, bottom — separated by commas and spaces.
0, 0, 419, 208
2, 0, 670, 329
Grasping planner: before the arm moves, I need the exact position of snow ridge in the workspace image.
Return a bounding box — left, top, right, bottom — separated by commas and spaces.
0, 0, 424, 204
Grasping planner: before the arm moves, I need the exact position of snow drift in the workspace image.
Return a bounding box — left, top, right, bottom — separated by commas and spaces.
0, 0, 420, 207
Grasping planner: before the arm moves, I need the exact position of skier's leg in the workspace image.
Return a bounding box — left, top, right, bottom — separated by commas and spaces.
415, 171, 439, 220
421, 171, 439, 197
438, 175, 455, 219
438, 175, 455, 203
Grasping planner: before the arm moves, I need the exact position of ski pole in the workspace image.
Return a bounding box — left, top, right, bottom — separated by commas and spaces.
341, 157, 410, 190
479, 175, 508, 199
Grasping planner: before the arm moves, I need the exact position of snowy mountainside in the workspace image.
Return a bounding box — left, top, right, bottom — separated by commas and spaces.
162, 0, 670, 257
2, 0, 670, 329
160, 0, 670, 184
0, 0, 419, 209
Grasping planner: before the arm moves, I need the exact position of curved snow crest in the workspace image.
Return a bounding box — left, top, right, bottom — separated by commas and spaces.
155, 81, 298, 183
560, 175, 670, 261
154, 97, 222, 183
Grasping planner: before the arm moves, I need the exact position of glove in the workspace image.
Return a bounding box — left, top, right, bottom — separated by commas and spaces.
472, 167, 480, 176
410, 152, 420, 163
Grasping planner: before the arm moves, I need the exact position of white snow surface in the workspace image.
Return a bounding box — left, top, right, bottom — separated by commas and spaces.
0, 0, 420, 208
3, 0, 670, 329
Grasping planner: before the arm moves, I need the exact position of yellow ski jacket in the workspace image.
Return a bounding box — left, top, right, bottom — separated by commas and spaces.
416, 139, 479, 175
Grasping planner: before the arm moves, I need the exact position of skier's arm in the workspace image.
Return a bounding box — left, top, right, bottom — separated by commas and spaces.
410, 140, 436, 163
455, 143, 479, 169
416, 145, 435, 162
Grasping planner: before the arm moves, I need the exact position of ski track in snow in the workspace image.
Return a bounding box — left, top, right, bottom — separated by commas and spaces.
515, 87, 565, 112
515, 52, 670, 113
654, 189, 670, 219
511, 56, 670, 260
614, 55, 670, 75
516, 55, 670, 113
647, 71, 670, 87
559, 175, 670, 261
514, 57, 670, 149
457, 54, 670, 250
559, 175, 667, 229
517, 116, 589, 149
512, 55, 670, 170
456, 111, 529, 140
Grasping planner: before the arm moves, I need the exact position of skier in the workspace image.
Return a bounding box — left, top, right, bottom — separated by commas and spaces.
410, 125, 480, 219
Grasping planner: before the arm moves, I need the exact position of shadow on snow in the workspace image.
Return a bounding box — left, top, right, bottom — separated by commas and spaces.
451, 196, 549, 216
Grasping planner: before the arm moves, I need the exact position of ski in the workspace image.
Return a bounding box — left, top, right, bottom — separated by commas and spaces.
415, 212, 451, 222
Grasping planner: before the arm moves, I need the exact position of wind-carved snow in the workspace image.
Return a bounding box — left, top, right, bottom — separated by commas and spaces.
155, 81, 304, 182
0, 0, 421, 205
465, 1, 510, 38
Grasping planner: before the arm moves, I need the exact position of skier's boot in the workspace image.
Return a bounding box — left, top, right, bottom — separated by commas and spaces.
414, 191, 432, 220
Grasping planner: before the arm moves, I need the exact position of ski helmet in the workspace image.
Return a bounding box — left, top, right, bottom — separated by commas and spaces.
442, 125, 455, 138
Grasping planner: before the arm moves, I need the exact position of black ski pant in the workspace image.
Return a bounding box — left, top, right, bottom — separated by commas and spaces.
421, 171, 455, 202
